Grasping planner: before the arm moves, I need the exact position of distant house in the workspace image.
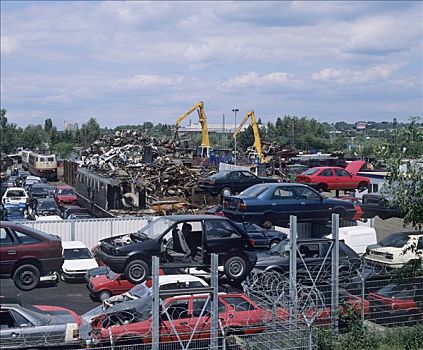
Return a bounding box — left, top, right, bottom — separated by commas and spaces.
356, 121, 367, 130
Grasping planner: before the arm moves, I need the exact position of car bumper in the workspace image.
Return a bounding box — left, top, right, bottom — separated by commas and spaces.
363, 255, 403, 268
62, 271, 88, 279
95, 249, 127, 273
40, 257, 64, 274
198, 184, 220, 195
222, 210, 263, 224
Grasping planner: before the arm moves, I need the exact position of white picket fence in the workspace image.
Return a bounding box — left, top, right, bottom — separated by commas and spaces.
17, 217, 152, 249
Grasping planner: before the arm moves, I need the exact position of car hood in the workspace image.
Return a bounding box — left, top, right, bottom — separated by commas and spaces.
63, 259, 98, 271
87, 266, 109, 278
255, 251, 286, 267
345, 160, 366, 175
90, 274, 113, 288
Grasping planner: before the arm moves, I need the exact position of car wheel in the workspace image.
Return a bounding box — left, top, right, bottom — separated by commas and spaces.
221, 187, 232, 197
125, 259, 150, 284
357, 182, 368, 192
98, 290, 112, 301
317, 183, 327, 193
60, 273, 67, 282
269, 239, 280, 249
13, 264, 40, 291
224, 255, 248, 281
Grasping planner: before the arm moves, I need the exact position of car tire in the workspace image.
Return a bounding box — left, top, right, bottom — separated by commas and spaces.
357, 182, 368, 192
125, 259, 150, 284
224, 255, 249, 281
13, 264, 40, 291
221, 187, 232, 197
60, 273, 67, 282
98, 290, 112, 301
317, 183, 327, 193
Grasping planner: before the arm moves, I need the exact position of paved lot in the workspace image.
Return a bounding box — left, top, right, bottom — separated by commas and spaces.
0, 278, 100, 314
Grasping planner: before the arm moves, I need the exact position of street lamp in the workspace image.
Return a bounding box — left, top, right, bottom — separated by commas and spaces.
232, 108, 239, 165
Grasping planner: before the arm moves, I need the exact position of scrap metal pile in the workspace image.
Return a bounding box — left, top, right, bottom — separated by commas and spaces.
80, 130, 215, 215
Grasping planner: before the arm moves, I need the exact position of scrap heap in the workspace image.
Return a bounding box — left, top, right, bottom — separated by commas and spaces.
80, 130, 216, 215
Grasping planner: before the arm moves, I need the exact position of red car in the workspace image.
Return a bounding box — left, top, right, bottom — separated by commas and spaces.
54, 185, 78, 207
87, 268, 165, 301
338, 197, 363, 220
368, 281, 423, 325
295, 160, 369, 192
89, 293, 272, 345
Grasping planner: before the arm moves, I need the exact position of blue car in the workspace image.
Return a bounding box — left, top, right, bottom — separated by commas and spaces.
222, 183, 356, 227
2, 204, 27, 221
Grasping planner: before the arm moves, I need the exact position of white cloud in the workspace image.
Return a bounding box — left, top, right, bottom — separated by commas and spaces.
114, 74, 185, 89
218, 72, 292, 91
1, 36, 19, 55
311, 64, 401, 84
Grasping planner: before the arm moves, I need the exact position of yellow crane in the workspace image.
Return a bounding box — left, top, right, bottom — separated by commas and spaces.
233, 110, 269, 164
175, 101, 213, 158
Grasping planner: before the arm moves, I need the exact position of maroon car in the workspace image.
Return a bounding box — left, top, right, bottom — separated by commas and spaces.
0, 222, 63, 291
54, 185, 78, 207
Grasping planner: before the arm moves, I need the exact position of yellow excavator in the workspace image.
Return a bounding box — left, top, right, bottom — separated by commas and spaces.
175, 101, 213, 158
233, 110, 270, 164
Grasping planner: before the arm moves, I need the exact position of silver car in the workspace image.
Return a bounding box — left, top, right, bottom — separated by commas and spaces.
0, 298, 80, 349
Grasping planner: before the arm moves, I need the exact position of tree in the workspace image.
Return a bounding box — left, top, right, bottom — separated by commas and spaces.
20, 125, 48, 150
44, 118, 53, 133
0, 109, 23, 154
79, 117, 101, 147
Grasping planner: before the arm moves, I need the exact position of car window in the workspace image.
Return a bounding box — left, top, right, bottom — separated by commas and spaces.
6, 190, 25, 197
379, 234, 409, 248
272, 187, 295, 200
0, 310, 17, 329
205, 220, 241, 240
64, 248, 93, 260
303, 168, 320, 176
192, 298, 226, 317
13, 230, 41, 245
335, 169, 351, 177
294, 187, 321, 200
0, 228, 14, 246
165, 300, 189, 319
230, 172, 242, 180
320, 242, 333, 257
239, 184, 268, 197
298, 244, 320, 258
10, 310, 31, 326
223, 297, 256, 311
417, 237, 423, 250
319, 169, 334, 177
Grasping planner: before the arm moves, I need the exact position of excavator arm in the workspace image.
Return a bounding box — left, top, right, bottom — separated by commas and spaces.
175, 101, 211, 157
233, 110, 268, 164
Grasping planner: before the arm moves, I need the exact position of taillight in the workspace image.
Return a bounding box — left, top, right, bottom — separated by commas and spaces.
247, 238, 255, 248
238, 202, 247, 210
73, 328, 79, 339
392, 304, 399, 310
223, 201, 229, 208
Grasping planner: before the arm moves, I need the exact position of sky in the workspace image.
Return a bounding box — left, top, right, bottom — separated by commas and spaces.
1, 1, 422, 129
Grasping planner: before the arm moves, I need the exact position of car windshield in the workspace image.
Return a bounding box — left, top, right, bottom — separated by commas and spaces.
379, 234, 409, 248
106, 270, 118, 280
58, 188, 75, 195
136, 217, 176, 240
6, 190, 25, 197
302, 168, 320, 175
37, 201, 58, 210
209, 171, 229, 179
236, 222, 263, 233
6, 207, 25, 215
32, 187, 47, 194
239, 184, 268, 197
270, 240, 289, 254
128, 283, 150, 298
64, 247, 93, 260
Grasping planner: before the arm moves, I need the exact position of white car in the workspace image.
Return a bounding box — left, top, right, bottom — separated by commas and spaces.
1, 187, 29, 206
363, 232, 423, 268
61, 241, 98, 282
81, 274, 209, 323
35, 215, 63, 221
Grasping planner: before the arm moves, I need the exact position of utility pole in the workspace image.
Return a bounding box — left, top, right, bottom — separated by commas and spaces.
232, 108, 239, 165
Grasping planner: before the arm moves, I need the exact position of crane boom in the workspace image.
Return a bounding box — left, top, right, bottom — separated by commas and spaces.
233, 110, 267, 163
175, 101, 212, 157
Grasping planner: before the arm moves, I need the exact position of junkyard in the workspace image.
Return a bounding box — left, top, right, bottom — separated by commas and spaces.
1, 2, 423, 350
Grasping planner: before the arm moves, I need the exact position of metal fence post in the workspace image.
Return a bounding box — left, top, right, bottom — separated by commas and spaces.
289, 215, 298, 327
151, 256, 160, 350
210, 253, 219, 350
70, 220, 75, 241
110, 219, 113, 237
331, 213, 340, 335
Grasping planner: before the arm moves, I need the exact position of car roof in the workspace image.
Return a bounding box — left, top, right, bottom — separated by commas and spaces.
36, 198, 56, 203
62, 240, 87, 249
56, 185, 74, 189
158, 274, 208, 285
5, 187, 26, 191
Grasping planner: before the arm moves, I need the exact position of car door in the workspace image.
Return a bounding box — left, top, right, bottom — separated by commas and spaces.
292, 186, 326, 220
8, 229, 43, 264
268, 186, 300, 224
190, 297, 227, 339
228, 171, 244, 193
318, 168, 335, 189
0, 308, 22, 348
161, 299, 192, 342
0, 228, 18, 276
203, 219, 245, 264
334, 168, 354, 190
